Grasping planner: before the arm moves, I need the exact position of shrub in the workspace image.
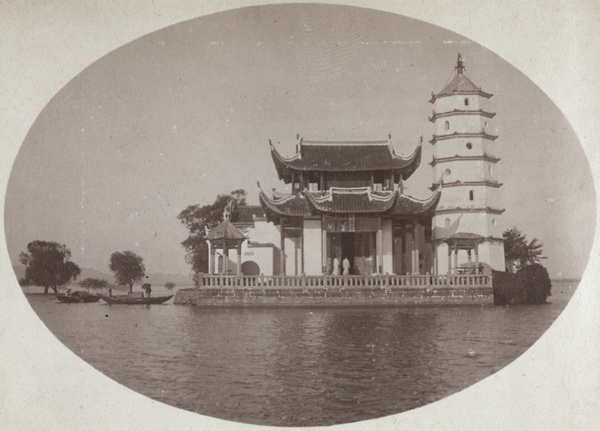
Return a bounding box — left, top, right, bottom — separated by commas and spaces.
516, 264, 551, 304
492, 264, 551, 305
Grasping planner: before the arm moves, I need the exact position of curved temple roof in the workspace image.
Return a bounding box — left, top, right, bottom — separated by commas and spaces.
258, 185, 441, 223
270, 138, 422, 183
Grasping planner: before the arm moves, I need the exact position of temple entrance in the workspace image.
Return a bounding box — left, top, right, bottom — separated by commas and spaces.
328, 232, 375, 275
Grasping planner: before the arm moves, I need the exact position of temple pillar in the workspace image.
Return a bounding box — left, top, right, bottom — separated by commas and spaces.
453, 243, 458, 274
475, 244, 480, 272
300, 224, 305, 275
413, 222, 420, 275
377, 221, 383, 273
447, 244, 452, 275
467, 249, 472, 267
322, 228, 328, 273
210, 244, 216, 275
280, 219, 286, 275
406, 230, 413, 275
237, 243, 242, 275
223, 243, 229, 274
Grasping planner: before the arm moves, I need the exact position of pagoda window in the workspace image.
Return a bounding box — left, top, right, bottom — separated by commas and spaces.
466, 142, 473, 150
464, 98, 469, 106
444, 120, 450, 130
469, 190, 474, 201
445, 218, 451, 228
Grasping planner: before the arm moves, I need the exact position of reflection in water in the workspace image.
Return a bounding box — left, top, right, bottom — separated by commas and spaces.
26, 280, 577, 426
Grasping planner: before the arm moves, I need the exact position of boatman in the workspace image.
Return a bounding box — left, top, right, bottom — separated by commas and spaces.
142, 283, 152, 297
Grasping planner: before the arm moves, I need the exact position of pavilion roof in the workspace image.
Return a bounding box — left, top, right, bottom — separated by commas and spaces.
270, 138, 422, 183
445, 232, 486, 249
258, 185, 441, 223
206, 220, 246, 243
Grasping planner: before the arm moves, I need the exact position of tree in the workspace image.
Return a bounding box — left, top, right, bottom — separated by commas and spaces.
109, 251, 145, 292
164, 281, 176, 291
78, 277, 108, 291
503, 227, 545, 273
19, 240, 81, 294
178, 189, 247, 278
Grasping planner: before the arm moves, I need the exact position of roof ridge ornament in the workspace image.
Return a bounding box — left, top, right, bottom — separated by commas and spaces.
455, 53, 465, 75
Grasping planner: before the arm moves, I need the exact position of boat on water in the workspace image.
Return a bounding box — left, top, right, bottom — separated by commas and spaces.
56, 291, 101, 303
99, 294, 173, 305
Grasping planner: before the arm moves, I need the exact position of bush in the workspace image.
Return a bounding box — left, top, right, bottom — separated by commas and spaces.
516, 264, 551, 304
492, 264, 551, 305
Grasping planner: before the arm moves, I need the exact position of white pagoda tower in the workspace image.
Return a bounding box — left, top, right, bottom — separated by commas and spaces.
429, 54, 505, 274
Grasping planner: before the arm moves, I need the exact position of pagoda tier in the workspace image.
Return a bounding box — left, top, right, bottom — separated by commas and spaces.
429, 154, 500, 167
270, 138, 422, 183
258, 185, 441, 223
429, 131, 498, 145
429, 109, 495, 122
429, 179, 503, 191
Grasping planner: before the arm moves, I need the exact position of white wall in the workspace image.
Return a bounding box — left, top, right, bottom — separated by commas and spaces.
303, 219, 322, 275
381, 219, 393, 274
241, 244, 274, 276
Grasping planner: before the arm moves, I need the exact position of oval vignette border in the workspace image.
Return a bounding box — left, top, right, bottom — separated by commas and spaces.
1, 2, 599, 431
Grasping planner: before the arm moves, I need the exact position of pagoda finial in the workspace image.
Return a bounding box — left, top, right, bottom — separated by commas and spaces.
455, 53, 465, 75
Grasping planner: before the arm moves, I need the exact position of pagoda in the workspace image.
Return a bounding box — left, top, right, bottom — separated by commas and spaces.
259, 137, 441, 276
429, 54, 505, 273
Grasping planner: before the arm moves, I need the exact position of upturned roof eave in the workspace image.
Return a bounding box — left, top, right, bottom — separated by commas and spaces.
429, 89, 493, 104
429, 131, 499, 145
428, 109, 496, 122
269, 138, 422, 179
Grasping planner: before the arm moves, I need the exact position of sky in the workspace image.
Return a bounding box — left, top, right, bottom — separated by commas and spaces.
3, 3, 595, 279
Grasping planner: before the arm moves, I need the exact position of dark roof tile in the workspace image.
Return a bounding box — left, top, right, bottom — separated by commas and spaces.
271, 139, 421, 182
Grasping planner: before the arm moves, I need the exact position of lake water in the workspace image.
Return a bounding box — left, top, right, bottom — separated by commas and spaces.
25, 280, 577, 427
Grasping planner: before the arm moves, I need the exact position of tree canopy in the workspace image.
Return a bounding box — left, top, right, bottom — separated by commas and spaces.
19, 240, 81, 294
164, 281, 176, 290
503, 227, 545, 273
78, 277, 108, 291
178, 189, 247, 277
109, 251, 145, 292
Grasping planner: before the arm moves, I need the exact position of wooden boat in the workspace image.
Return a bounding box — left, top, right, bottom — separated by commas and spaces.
98, 294, 173, 305
56, 293, 83, 303
56, 291, 101, 303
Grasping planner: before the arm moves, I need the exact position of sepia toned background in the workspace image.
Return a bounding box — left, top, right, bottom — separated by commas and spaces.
1, 1, 599, 430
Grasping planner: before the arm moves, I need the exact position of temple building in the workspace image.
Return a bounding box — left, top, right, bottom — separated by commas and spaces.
206, 54, 505, 277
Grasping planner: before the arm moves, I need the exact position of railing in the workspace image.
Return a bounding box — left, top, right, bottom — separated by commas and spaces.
197, 273, 491, 289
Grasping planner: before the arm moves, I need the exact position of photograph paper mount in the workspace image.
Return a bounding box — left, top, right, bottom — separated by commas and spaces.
1, 1, 599, 430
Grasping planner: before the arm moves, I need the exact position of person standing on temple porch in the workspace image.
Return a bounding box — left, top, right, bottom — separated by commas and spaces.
332, 255, 340, 276
342, 256, 350, 276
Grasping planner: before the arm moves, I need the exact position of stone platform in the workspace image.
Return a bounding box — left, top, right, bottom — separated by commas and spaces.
174, 274, 493, 307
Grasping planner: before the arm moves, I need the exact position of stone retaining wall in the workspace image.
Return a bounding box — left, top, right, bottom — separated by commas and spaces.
174, 286, 493, 307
